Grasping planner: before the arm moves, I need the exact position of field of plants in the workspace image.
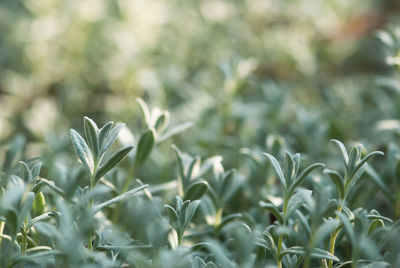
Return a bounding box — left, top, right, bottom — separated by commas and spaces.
1, 0, 400, 267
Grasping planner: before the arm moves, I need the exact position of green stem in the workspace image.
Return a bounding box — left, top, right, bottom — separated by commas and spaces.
21, 218, 28, 254
328, 202, 343, 268
0, 221, 5, 247
277, 194, 288, 268
88, 164, 97, 251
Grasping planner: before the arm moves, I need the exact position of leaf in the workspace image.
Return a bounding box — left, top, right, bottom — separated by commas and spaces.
323, 169, 345, 199
263, 153, 286, 188
365, 166, 392, 201
31, 161, 42, 181
84, 117, 99, 161
192, 256, 207, 268
184, 180, 209, 201
259, 201, 283, 224
94, 146, 134, 184
338, 212, 356, 246
19, 161, 31, 183
216, 213, 243, 232
313, 219, 339, 246
100, 123, 126, 155
136, 98, 151, 127
280, 246, 339, 262
368, 219, 384, 235
154, 112, 170, 134
98, 122, 113, 149
92, 184, 148, 213
347, 145, 362, 173
288, 163, 324, 195
283, 152, 295, 185
157, 122, 194, 143
168, 228, 179, 250
134, 129, 155, 168
351, 151, 384, 178
331, 139, 349, 165
18, 192, 35, 231
286, 190, 312, 219
165, 205, 180, 230
35, 178, 65, 198
70, 129, 94, 173
181, 200, 200, 232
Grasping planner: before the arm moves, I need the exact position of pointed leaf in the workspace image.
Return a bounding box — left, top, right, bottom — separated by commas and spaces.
260, 201, 283, 224
18, 192, 35, 231
98, 122, 113, 151
70, 129, 94, 173
134, 129, 155, 168
289, 163, 324, 195
165, 205, 180, 230
323, 169, 345, 199
100, 123, 126, 155
182, 200, 200, 232
331, 139, 349, 165
84, 117, 99, 160
157, 122, 194, 143
263, 153, 286, 188
92, 184, 148, 213
286, 190, 312, 219
280, 246, 339, 262
94, 146, 133, 184
351, 151, 384, 178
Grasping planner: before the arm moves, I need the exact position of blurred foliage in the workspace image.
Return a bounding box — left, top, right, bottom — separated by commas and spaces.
1, 0, 400, 267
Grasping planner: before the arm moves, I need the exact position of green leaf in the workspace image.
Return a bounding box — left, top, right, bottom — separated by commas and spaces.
18, 192, 35, 231
154, 111, 170, 134
94, 146, 133, 184
283, 152, 295, 185
157, 122, 194, 143
31, 162, 42, 181
98, 122, 113, 152
259, 201, 283, 224
313, 219, 339, 246
351, 151, 384, 178
70, 129, 94, 173
100, 123, 126, 155
164, 205, 180, 230
280, 246, 339, 262
92, 184, 148, 213
286, 190, 312, 219
288, 163, 324, 195
184, 180, 209, 201
136, 98, 151, 127
181, 200, 200, 232
84, 117, 99, 161
368, 219, 384, 235
323, 169, 345, 199
347, 145, 362, 173
331, 139, 349, 166
19, 161, 31, 183
338, 212, 356, 246
263, 153, 286, 188
134, 129, 155, 168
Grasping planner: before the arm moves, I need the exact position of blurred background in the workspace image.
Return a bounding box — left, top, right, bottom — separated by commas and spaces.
1, 0, 400, 179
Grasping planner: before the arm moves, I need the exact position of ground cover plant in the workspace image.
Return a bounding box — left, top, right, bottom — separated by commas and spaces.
0, 98, 399, 267
1, 0, 400, 267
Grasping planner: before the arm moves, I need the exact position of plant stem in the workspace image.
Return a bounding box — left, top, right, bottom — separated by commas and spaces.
22, 218, 28, 254
328, 202, 343, 268
277, 195, 288, 268
0, 221, 5, 247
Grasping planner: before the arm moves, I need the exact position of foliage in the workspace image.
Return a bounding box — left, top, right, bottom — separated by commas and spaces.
1, 0, 400, 267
